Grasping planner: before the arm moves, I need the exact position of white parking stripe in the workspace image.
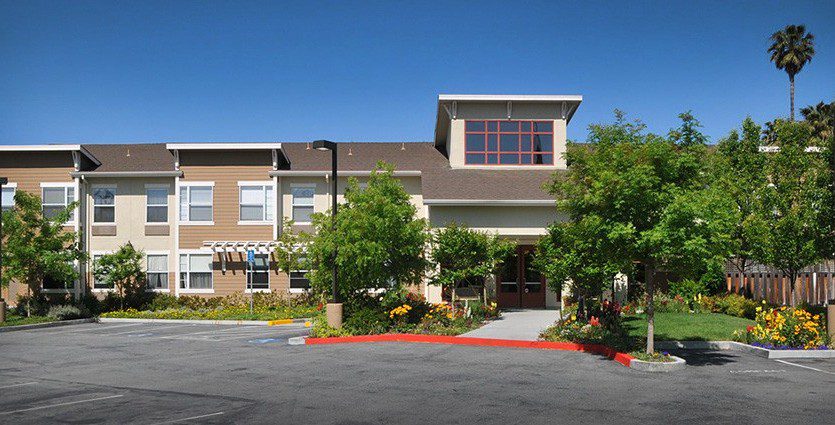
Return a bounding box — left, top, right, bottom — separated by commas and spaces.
774, 359, 835, 375
0, 382, 37, 389
156, 326, 265, 338
0, 394, 124, 415
108, 324, 197, 336
149, 411, 224, 424
67, 323, 144, 333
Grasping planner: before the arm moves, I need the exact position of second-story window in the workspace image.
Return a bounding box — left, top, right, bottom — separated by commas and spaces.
42, 184, 76, 223
464, 120, 554, 165
180, 184, 213, 223
291, 186, 315, 224
146, 187, 168, 223
92, 187, 116, 223
239, 184, 274, 223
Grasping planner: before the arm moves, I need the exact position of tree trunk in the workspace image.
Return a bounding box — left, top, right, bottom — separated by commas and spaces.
644, 263, 656, 354
790, 272, 797, 307
790, 74, 795, 122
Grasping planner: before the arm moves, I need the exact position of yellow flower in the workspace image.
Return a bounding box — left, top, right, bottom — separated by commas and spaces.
570, 315, 576, 321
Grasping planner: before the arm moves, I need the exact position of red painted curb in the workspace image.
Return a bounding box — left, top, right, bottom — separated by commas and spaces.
306, 334, 635, 367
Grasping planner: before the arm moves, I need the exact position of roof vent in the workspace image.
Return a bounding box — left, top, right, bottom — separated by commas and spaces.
348, 143, 353, 156
401, 142, 406, 151
126, 148, 131, 157
306, 142, 311, 150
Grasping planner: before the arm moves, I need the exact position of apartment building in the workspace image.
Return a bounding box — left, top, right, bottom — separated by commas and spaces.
0, 94, 582, 309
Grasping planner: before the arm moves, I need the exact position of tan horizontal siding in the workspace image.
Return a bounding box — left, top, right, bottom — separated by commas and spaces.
179, 255, 291, 297
179, 163, 274, 249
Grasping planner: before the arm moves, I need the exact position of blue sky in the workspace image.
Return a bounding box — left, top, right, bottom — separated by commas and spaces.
1, 0, 833, 145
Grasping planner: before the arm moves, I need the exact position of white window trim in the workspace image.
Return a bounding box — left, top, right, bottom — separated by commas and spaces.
40, 182, 77, 226
91, 250, 114, 292
290, 184, 316, 225
288, 255, 310, 294
1, 182, 16, 212
245, 253, 271, 293
145, 184, 170, 225
238, 181, 275, 225
180, 182, 214, 226
145, 250, 170, 293
91, 185, 117, 226
179, 251, 214, 293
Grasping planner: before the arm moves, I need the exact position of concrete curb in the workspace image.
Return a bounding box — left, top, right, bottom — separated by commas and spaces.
304, 334, 636, 368
0, 318, 96, 333
629, 355, 687, 372
98, 317, 311, 327
656, 340, 835, 359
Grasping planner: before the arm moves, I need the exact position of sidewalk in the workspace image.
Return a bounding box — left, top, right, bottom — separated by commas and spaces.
461, 309, 561, 341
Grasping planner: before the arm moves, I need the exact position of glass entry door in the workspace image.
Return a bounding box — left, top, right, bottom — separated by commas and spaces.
497, 245, 546, 309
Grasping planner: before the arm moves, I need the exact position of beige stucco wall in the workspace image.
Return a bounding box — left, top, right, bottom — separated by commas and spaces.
85, 177, 177, 294
427, 205, 561, 237
446, 102, 568, 170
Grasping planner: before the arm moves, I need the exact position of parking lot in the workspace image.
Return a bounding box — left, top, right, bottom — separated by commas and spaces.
1, 321, 833, 424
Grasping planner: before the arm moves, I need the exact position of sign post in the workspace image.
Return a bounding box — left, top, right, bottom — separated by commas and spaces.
246, 249, 255, 315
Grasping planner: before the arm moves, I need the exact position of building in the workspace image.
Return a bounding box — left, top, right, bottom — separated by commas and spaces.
0, 94, 582, 309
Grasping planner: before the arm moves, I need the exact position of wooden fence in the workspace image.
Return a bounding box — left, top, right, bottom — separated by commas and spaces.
726, 261, 835, 306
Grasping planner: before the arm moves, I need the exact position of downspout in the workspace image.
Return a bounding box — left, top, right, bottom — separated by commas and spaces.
173, 173, 180, 298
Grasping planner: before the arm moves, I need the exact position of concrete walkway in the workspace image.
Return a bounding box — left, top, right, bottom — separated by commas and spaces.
461, 309, 561, 341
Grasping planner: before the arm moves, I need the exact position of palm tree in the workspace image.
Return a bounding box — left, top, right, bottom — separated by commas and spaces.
800, 101, 834, 143
768, 25, 815, 121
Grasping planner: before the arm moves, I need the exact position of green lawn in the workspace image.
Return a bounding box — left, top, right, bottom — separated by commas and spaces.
0, 314, 53, 327
623, 312, 754, 341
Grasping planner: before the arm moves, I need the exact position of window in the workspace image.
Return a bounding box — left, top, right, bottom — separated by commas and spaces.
464, 120, 554, 165
179, 253, 213, 290
289, 256, 310, 292
180, 184, 213, 223
146, 187, 168, 223
246, 254, 270, 290
42, 184, 76, 222
291, 186, 315, 223
43, 275, 74, 290
92, 187, 116, 223
1, 184, 15, 212
239, 184, 274, 222
92, 254, 113, 290
147, 254, 168, 290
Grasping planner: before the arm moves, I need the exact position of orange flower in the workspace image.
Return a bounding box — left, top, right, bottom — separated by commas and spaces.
589, 316, 600, 327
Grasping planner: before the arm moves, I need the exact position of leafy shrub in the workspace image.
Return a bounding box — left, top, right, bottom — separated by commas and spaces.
668, 279, 707, 301
652, 293, 690, 313
344, 307, 389, 335
715, 294, 758, 319
47, 304, 89, 320
147, 294, 180, 311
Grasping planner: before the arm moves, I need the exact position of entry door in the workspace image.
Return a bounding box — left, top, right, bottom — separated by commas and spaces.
496, 246, 547, 309
497, 250, 521, 308
519, 248, 546, 308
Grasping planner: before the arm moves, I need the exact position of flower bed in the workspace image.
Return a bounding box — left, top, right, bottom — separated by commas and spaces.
309, 291, 499, 338
736, 305, 830, 350
100, 292, 318, 321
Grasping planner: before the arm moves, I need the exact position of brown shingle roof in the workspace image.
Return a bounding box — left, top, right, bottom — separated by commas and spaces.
82, 143, 174, 172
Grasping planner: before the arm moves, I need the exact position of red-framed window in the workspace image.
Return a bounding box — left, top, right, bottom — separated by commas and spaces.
464, 120, 554, 165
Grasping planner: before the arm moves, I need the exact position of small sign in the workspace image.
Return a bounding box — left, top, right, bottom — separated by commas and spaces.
246, 249, 255, 265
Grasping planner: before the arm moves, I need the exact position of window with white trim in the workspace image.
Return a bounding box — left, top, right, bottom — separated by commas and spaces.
179, 253, 213, 290
92, 254, 113, 290
1, 184, 15, 212
92, 187, 116, 223
291, 186, 315, 223
146, 187, 168, 223
42, 184, 76, 222
180, 185, 213, 223
146, 254, 168, 290
239, 184, 274, 222
246, 254, 270, 290
289, 256, 310, 292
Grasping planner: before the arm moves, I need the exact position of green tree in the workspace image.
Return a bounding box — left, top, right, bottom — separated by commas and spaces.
800, 101, 834, 143
546, 111, 730, 353
305, 162, 429, 303
768, 24, 816, 121
93, 242, 146, 310
430, 222, 514, 301
715, 118, 768, 286
273, 217, 312, 277
1, 190, 84, 316
534, 216, 624, 301
749, 121, 829, 305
